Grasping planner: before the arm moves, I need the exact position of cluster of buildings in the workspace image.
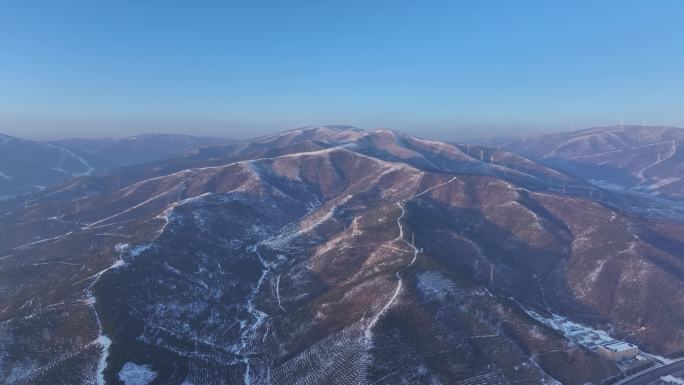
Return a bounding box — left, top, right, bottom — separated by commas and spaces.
558, 320, 639, 361
522, 308, 641, 362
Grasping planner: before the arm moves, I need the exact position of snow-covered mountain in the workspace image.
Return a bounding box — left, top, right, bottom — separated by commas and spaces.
0, 133, 94, 197
1, 126, 683, 385
0, 133, 234, 198
481, 125, 684, 200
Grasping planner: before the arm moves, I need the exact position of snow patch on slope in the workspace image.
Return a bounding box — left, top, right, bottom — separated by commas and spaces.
85, 244, 130, 385
416, 271, 455, 300
118, 362, 157, 385
521, 307, 616, 349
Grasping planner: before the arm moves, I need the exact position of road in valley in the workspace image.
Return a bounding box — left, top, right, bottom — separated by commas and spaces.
614, 359, 684, 385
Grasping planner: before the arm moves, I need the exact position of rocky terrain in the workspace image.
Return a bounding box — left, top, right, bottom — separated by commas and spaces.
1, 126, 683, 385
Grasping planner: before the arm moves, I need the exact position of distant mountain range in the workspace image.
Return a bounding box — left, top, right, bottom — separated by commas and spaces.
50, 134, 236, 171
468, 125, 684, 200
0, 133, 235, 197
2, 126, 683, 385
0, 133, 95, 198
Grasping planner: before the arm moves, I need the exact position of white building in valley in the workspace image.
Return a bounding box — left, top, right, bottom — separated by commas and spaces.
596, 341, 639, 361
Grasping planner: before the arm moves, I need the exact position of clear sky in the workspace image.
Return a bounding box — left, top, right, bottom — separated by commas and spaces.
1, 1, 683, 140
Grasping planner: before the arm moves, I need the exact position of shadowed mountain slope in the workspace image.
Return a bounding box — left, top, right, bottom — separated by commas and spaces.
0, 133, 234, 198
0, 133, 95, 197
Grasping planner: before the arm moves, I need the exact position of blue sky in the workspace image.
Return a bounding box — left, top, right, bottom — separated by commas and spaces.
1, 1, 683, 140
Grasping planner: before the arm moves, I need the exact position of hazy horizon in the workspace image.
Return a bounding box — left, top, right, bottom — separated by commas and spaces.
3, 118, 680, 143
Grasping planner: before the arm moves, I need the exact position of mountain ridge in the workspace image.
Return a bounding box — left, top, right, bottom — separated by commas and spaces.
1, 126, 683, 385
0, 132, 235, 198
467, 125, 684, 200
